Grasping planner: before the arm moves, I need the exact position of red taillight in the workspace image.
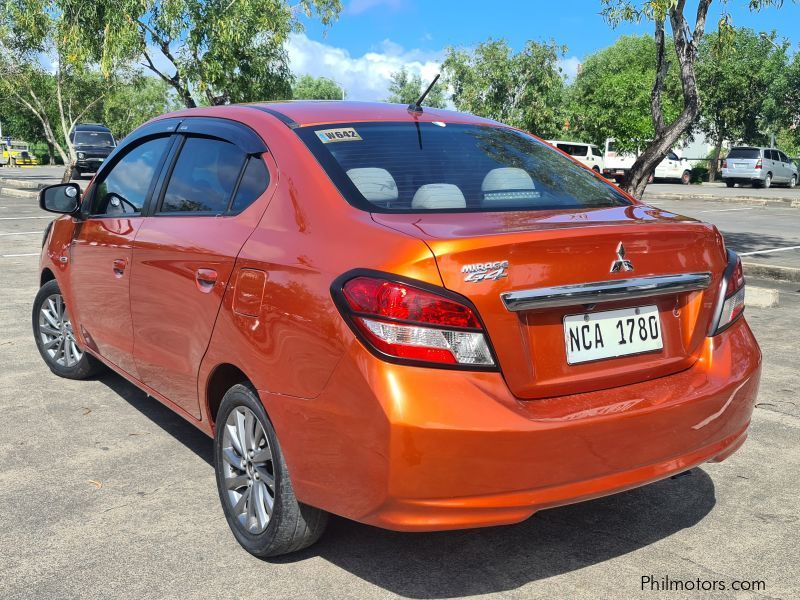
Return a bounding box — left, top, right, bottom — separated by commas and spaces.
721, 159, 727, 169
755, 159, 762, 169
342, 277, 480, 329
336, 275, 495, 368
712, 253, 745, 335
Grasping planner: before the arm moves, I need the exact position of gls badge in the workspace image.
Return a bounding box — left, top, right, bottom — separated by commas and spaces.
462, 260, 509, 282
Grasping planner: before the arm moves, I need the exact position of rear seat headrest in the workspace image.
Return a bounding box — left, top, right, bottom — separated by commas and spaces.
346, 168, 398, 204
411, 184, 466, 209
481, 167, 538, 204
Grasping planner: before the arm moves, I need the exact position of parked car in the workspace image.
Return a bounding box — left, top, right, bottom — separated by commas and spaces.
35, 102, 760, 558
721, 146, 797, 189
1, 139, 40, 166
603, 138, 692, 184
546, 140, 604, 172
68, 123, 116, 179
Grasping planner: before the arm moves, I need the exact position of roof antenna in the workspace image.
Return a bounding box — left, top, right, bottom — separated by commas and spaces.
408, 74, 440, 113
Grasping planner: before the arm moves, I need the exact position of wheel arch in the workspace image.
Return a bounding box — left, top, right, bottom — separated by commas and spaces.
204, 363, 255, 428
40, 267, 56, 287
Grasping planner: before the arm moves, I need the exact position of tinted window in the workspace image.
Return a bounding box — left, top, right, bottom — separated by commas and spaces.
556, 143, 589, 157
778, 151, 789, 162
667, 151, 679, 161
161, 137, 245, 213
298, 123, 628, 213
92, 137, 170, 215
592, 146, 602, 157
727, 147, 761, 160
230, 157, 269, 213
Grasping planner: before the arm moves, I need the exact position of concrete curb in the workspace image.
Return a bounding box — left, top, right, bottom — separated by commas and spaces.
644, 191, 800, 208
747, 286, 780, 308
0, 187, 39, 199
743, 262, 800, 283
0, 177, 46, 190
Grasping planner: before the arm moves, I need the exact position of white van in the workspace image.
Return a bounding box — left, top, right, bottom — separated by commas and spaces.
547, 140, 604, 172
603, 139, 692, 184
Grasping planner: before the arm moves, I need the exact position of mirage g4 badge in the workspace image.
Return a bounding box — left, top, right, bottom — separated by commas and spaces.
462, 260, 509, 283
610, 242, 634, 273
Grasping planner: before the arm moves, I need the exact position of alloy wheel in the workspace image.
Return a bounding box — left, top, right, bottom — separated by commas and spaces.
38, 293, 83, 367
790, 176, 797, 189
221, 406, 276, 534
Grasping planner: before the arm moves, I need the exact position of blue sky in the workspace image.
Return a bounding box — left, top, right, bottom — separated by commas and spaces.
289, 0, 800, 100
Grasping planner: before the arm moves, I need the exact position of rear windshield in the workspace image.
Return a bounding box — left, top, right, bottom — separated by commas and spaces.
74, 131, 115, 147
556, 143, 588, 157
727, 147, 761, 160
297, 122, 629, 213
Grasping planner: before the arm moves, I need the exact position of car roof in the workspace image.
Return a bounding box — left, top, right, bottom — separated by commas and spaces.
72, 123, 112, 132
160, 101, 503, 129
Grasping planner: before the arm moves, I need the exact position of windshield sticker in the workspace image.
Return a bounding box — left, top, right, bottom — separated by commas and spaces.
316, 127, 363, 143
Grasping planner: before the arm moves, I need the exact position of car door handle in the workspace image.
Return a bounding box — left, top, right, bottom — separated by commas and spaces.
195, 268, 218, 292
113, 258, 127, 277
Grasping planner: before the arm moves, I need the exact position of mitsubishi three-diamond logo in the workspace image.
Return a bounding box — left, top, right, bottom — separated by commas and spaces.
610, 242, 634, 273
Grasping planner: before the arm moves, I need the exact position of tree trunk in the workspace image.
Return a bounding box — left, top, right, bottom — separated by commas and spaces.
46, 141, 55, 165
623, 0, 711, 199
709, 137, 724, 182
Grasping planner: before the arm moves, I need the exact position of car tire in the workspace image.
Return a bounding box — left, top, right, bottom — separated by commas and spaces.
592, 166, 600, 173
32, 279, 105, 379
214, 383, 328, 558
763, 173, 772, 189
681, 170, 691, 185
789, 175, 797, 189
70, 167, 81, 180
725, 181, 735, 188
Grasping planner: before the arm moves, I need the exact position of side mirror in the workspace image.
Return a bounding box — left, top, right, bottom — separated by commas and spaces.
39, 183, 81, 215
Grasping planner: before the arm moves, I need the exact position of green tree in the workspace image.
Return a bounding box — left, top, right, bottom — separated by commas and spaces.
103, 73, 181, 141
292, 75, 345, 100
442, 39, 567, 139
696, 29, 789, 180
385, 67, 446, 108
600, 0, 795, 198
569, 35, 683, 151
71, 0, 342, 108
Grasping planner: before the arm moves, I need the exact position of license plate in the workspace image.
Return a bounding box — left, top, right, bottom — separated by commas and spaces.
734, 163, 747, 169
564, 305, 663, 365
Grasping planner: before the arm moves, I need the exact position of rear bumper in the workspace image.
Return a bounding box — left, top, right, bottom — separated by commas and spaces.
262, 317, 761, 531
721, 169, 763, 181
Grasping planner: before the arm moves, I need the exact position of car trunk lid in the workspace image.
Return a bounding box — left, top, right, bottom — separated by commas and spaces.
373, 204, 726, 399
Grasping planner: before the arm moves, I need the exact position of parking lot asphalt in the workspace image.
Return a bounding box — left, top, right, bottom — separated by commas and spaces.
647, 197, 800, 270
1, 186, 799, 599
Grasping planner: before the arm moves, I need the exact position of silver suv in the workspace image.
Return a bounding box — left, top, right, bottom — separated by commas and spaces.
721, 146, 798, 189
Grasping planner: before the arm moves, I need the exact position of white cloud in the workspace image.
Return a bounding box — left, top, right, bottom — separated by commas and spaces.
347, 0, 406, 15
559, 56, 581, 82
287, 32, 442, 102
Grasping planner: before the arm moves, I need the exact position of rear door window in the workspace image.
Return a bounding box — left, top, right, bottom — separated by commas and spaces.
230, 157, 270, 213
160, 137, 246, 214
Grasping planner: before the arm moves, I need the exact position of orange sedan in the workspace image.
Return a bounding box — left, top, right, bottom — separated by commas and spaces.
33, 101, 759, 557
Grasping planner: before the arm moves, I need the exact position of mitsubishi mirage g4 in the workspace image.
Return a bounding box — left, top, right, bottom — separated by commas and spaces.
35, 102, 760, 557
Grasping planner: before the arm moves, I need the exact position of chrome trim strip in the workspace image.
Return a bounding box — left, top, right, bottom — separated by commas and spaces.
501, 272, 712, 312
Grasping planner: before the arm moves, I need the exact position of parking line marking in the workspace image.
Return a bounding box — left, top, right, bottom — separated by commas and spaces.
697, 207, 755, 213
740, 245, 800, 256
0, 231, 40, 236
0, 217, 53, 221
0, 253, 39, 257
